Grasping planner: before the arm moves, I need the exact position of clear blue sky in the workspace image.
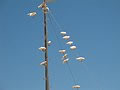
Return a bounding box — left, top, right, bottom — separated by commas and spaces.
0, 0, 120, 90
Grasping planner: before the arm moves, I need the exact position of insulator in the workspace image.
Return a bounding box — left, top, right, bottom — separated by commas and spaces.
76, 57, 85, 62
38, 47, 46, 52
62, 54, 68, 59
48, 41, 51, 46
72, 85, 80, 88
60, 32, 67, 35
40, 61, 47, 66
63, 58, 69, 64
59, 50, 66, 54
70, 46, 76, 50
63, 36, 70, 40
66, 41, 73, 45
27, 12, 37, 16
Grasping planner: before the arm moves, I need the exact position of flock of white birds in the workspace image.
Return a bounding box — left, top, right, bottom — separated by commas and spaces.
38, 31, 85, 66
59, 31, 85, 64
38, 31, 85, 89
27, 2, 49, 17
27, 2, 85, 89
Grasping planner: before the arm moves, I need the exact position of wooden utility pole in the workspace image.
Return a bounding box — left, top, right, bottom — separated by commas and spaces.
43, 0, 49, 90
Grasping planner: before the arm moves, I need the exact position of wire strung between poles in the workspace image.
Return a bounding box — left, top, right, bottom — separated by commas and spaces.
67, 62, 77, 85
47, 13, 64, 48
48, 9, 80, 88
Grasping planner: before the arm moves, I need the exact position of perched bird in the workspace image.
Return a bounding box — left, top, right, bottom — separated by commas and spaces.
59, 50, 66, 54
40, 61, 47, 66
38, 47, 46, 52
48, 41, 51, 46
63, 36, 70, 40
72, 85, 80, 88
38, 2, 46, 8
70, 46, 77, 50
27, 12, 37, 16
63, 58, 69, 64
76, 57, 85, 62
62, 54, 68, 59
60, 32, 67, 36
66, 41, 73, 45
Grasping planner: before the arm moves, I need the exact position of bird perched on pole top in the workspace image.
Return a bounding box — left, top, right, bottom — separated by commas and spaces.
38, 2, 49, 13
43, 7, 49, 13
38, 2, 46, 9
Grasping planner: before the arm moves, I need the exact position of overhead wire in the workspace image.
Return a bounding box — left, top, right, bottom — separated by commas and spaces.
67, 62, 77, 85
49, 9, 63, 32
82, 62, 102, 89
49, 9, 82, 60
27, 2, 80, 90
48, 9, 78, 86
47, 12, 62, 90
47, 13, 63, 48
48, 9, 75, 56
49, 10, 101, 88
48, 8, 69, 33
28, 3, 100, 90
